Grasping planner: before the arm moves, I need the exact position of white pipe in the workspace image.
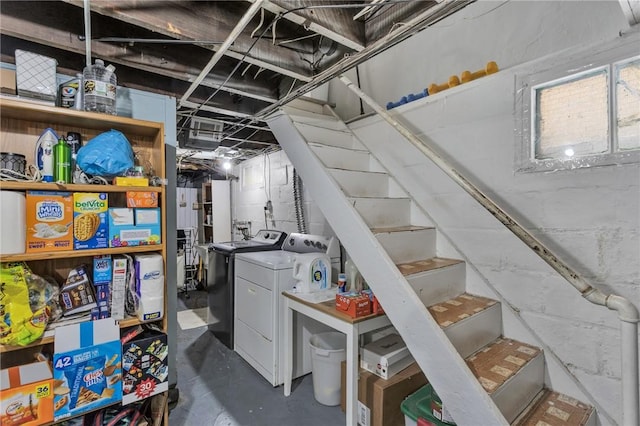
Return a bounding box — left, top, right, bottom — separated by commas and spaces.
338, 74, 640, 425
83, 0, 91, 67
178, 0, 265, 108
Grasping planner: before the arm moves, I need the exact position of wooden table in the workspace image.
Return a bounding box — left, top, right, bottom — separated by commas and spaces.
282, 292, 391, 426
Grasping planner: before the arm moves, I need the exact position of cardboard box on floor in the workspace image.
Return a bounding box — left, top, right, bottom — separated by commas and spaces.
340, 361, 427, 426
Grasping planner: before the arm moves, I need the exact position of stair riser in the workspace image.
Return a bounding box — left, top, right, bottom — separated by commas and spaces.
295, 122, 355, 145
311, 144, 371, 171
331, 170, 389, 197
492, 353, 545, 423
443, 303, 502, 359
350, 198, 411, 228
406, 263, 466, 307
376, 228, 437, 264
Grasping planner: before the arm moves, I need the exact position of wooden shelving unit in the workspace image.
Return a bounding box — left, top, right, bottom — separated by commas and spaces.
0, 98, 169, 424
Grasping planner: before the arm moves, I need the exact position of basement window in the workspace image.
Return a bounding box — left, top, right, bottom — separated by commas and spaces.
516, 47, 640, 173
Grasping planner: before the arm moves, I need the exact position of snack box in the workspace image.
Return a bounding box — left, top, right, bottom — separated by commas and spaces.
26, 191, 73, 253
113, 177, 148, 187
336, 292, 371, 318
126, 192, 158, 208
121, 330, 169, 405
73, 193, 108, 250
108, 208, 161, 247
52, 319, 122, 421
361, 333, 415, 380
0, 361, 54, 426
59, 265, 97, 316
92, 255, 112, 285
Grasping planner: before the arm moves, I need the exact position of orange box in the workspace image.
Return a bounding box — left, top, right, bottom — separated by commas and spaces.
336, 293, 371, 318
25, 191, 73, 253
0, 362, 54, 426
126, 191, 158, 208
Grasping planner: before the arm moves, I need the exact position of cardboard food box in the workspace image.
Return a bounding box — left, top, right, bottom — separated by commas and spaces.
110, 256, 130, 320
121, 330, 169, 405
52, 319, 122, 421
113, 177, 149, 187
59, 266, 97, 316
26, 191, 73, 253
0, 362, 54, 426
361, 334, 415, 380
336, 292, 371, 318
340, 362, 427, 426
92, 255, 112, 320
108, 208, 162, 247
73, 193, 108, 250
126, 192, 158, 208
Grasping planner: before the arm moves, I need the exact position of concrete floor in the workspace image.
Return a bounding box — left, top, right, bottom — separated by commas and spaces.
169, 290, 345, 426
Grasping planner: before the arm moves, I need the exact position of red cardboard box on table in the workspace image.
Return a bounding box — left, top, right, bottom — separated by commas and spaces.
336, 293, 371, 318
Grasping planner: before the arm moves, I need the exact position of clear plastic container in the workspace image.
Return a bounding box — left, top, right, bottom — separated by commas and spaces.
83, 59, 117, 115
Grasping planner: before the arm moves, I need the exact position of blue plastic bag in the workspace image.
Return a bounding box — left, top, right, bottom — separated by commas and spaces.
77, 129, 135, 176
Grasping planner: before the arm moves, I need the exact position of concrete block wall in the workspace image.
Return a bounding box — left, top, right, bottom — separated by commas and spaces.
327, 2, 638, 423
231, 150, 336, 238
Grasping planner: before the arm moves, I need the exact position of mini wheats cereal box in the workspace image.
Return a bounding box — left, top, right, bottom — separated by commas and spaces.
73, 193, 108, 250
26, 191, 73, 253
52, 319, 122, 421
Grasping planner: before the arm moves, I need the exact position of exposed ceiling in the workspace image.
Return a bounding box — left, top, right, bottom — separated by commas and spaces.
0, 0, 474, 166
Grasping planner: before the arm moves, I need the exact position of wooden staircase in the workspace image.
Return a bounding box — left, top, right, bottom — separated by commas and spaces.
266, 103, 596, 426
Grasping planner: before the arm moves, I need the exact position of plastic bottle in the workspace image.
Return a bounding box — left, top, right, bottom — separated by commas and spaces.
345, 258, 367, 292
56, 73, 82, 109
54, 137, 71, 183
35, 128, 57, 182
83, 59, 117, 115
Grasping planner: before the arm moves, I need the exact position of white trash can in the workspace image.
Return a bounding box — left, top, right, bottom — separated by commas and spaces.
309, 331, 346, 406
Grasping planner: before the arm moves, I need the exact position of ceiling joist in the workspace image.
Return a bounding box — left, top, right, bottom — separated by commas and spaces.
61, 0, 316, 81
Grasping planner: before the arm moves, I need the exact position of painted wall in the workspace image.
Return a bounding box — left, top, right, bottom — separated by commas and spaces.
231, 150, 336, 239
328, 2, 637, 423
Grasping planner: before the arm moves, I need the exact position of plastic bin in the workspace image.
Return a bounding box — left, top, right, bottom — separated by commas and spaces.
309, 331, 346, 406
401, 384, 456, 426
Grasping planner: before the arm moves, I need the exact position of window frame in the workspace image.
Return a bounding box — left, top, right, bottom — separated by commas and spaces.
515, 39, 640, 173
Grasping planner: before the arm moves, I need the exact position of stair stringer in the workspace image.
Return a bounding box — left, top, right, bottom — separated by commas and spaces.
344, 114, 609, 423
266, 110, 508, 426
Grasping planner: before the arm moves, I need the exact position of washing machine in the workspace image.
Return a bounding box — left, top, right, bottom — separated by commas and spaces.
233, 233, 340, 386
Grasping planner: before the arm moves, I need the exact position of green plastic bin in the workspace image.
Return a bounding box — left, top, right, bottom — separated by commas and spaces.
401, 384, 456, 426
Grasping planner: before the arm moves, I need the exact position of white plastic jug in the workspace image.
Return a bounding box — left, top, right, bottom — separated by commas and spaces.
292, 253, 331, 293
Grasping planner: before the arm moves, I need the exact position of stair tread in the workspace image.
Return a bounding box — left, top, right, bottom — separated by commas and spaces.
428, 293, 499, 328
466, 338, 542, 395
513, 390, 594, 426
372, 225, 434, 234
397, 257, 463, 276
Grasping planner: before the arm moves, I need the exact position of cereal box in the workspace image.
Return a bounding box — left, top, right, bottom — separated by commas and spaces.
73, 193, 108, 250
52, 319, 122, 421
121, 331, 168, 405
126, 192, 158, 208
0, 362, 54, 426
26, 191, 73, 253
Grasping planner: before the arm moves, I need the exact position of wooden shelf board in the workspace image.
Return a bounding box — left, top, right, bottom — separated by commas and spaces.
1, 244, 164, 262
0, 181, 163, 193
0, 97, 163, 137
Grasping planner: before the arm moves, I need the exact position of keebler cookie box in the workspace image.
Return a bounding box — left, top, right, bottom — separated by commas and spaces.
52, 319, 122, 421
73, 193, 108, 250
0, 361, 54, 426
25, 191, 73, 253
